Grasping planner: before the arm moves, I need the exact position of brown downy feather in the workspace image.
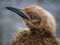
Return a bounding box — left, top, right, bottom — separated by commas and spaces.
10, 6, 60, 45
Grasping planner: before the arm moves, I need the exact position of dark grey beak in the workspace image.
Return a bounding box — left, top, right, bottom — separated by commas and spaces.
5, 7, 29, 19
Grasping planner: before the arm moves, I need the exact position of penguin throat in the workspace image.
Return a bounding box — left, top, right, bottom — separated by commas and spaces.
30, 28, 54, 38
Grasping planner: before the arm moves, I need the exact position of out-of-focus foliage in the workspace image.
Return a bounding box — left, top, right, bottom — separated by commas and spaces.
0, 0, 60, 45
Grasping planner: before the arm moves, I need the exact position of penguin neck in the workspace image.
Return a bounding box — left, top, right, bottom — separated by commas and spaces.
30, 27, 55, 38
30, 28, 59, 45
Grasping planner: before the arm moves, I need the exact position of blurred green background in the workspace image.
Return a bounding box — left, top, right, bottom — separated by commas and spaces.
0, 0, 60, 45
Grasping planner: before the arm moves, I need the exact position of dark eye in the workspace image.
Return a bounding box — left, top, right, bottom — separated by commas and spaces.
29, 12, 39, 19
28, 12, 41, 26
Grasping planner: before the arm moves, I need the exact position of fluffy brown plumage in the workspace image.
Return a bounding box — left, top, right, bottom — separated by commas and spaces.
6, 6, 60, 45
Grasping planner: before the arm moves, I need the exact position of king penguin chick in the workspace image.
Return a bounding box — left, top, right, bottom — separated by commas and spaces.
6, 6, 60, 45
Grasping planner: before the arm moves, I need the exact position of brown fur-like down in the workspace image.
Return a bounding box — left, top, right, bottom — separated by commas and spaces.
11, 6, 60, 45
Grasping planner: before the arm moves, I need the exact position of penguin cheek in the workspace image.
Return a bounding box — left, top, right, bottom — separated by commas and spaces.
31, 19, 40, 26
25, 21, 33, 27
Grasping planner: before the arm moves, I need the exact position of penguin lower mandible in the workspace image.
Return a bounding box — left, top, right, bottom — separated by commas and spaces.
6, 6, 60, 45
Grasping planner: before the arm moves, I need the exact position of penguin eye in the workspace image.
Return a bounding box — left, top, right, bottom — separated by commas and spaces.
29, 12, 39, 19
28, 12, 40, 26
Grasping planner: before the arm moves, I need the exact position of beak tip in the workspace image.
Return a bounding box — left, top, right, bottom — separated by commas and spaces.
5, 7, 11, 9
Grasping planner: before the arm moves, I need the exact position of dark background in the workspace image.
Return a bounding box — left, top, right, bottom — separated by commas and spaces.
0, 0, 60, 45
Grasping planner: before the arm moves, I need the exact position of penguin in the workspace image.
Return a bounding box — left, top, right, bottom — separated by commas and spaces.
6, 6, 60, 45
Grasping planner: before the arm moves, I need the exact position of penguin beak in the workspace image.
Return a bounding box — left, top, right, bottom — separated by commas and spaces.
5, 7, 29, 19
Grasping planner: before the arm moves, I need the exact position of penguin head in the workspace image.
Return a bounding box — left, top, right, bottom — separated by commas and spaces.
6, 6, 56, 33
